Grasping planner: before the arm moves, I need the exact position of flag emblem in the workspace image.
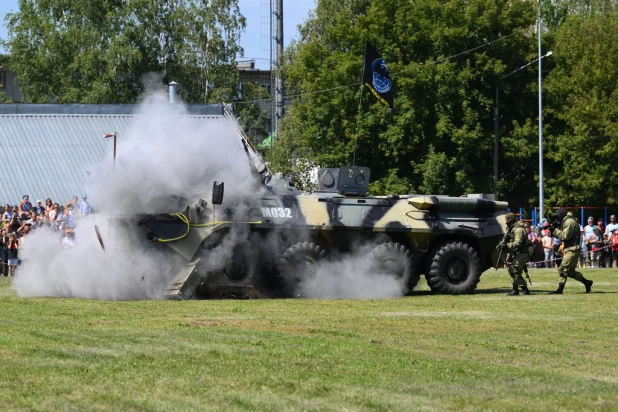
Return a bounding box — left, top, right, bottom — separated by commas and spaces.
363, 42, 394, 110
372, 59, 391, 93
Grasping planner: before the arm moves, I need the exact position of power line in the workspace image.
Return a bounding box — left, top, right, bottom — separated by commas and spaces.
390, 31, 521, 76
233, 30, 524, 106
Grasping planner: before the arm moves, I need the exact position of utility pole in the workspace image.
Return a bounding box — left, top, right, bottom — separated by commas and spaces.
494, 86, 499, 195
273, 0, 284, 138
538, 0, 545, 222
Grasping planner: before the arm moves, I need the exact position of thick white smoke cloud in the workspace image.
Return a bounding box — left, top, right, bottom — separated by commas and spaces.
295, 244, 410, 299
13, 91, 412, 301
89, 92, 254, 215
13, 91, 254, 300
13, 216, 181, 300
298, 262, 408, 299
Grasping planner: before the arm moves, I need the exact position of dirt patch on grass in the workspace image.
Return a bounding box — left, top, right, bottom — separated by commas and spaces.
88, 320, 123, 326
187, 320, 219, 327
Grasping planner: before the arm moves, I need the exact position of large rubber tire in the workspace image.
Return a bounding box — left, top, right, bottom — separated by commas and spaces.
426, 241, 482, 295
278, 242, 326, 291
370, 242, 419, 292
224, 241, 261, 282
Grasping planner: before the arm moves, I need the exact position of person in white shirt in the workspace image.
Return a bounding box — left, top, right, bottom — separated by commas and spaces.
80, 195, 91, 216
604, 215, 618, 239
542, 232, 555, 269
583, 216, 596, 240
606, 215, 618, 268
587, 228, 602, 268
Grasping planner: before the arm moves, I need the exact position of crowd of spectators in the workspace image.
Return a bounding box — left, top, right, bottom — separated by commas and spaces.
525, 214, 618, 269
0, 194, 91, 276
525, 221, 564, 269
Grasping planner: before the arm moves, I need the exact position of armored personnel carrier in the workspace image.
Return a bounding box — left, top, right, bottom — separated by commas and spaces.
104, 106, 508, 299
130, 165, 508, 299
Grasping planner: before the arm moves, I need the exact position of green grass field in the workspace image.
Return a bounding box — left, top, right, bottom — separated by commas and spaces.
1, 269, 617, 411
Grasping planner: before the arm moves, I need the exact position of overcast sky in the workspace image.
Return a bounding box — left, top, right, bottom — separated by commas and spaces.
0, 0, 315, 69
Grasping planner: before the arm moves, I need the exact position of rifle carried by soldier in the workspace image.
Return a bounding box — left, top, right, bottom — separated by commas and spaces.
495, 226, 511, 270
523, 260, 532, 285
494, 218, 532, 285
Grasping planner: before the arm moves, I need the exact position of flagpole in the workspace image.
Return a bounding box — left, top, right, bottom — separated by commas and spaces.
352, 84, 364, 166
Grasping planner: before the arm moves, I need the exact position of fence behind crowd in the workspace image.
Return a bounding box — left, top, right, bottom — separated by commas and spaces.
528, 206, 618, 227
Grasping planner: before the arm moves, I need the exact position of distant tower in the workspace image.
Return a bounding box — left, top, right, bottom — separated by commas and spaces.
260, 0, 284, 137
260, 0, 272, 129
273, 0, 284, 138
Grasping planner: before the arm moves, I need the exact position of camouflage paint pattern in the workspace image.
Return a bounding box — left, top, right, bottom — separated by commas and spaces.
135, 189, 509, 299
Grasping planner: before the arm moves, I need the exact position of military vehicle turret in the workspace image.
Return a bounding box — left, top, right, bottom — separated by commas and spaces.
130, 165, 508, 299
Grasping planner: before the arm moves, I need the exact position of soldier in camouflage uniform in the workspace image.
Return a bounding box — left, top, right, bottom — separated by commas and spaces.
497, 212, 531, 296
546, 208, 593, 294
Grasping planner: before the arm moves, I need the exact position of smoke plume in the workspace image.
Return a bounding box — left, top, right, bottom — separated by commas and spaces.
13, 91, 254, 300
13, 91, 412, 301
295, 243, 411, 299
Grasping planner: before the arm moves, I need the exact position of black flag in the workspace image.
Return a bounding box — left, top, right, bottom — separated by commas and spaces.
362, 42, 394, 110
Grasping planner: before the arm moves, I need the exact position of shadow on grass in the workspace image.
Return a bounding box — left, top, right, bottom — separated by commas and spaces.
410, 288, 513, 296
410, 288, 618, 296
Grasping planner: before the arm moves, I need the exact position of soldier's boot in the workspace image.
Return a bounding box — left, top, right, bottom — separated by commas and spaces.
521, 285, 531, 295
549, 283, 565, 295
508, 285, 519, 296
581, 279, 593, 293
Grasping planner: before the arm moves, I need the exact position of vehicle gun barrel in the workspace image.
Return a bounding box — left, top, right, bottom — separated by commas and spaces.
408, 195, 508, 212
222, 103, 272, 183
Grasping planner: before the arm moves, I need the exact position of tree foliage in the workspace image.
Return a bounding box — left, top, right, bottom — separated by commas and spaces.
0, 55, 12, 104
270, 0, 618, 210
269, 0, 538, 196
4, 0, 618, 208
232, 82, 271, 144
1, 0, 245, 103
543, 9, 618, 206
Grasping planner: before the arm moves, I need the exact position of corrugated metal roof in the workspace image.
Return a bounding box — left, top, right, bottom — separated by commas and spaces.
0, 103, 224, 115
0, 113, 239, 207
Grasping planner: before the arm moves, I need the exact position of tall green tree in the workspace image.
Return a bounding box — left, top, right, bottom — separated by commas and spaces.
541, 0, 618, 28
542, 10, 618, 206
485, 0, 618, 210
232, 82, 271, 145
0, 55, 12, 103
269, 0, 538, 196
1, 0, 245, 103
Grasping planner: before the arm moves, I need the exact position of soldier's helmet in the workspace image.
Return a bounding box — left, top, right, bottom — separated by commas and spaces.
555, 208, 568, 221
505, 212, 516, 226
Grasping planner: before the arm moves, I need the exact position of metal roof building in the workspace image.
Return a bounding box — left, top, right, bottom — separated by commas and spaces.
0, 103, 229, 207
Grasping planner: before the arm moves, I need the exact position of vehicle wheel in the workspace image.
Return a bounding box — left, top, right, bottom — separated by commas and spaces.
278, 242, 326, 286
426, 241, 482, 295
370, 242, 419, 292
224, 241, 260, 282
